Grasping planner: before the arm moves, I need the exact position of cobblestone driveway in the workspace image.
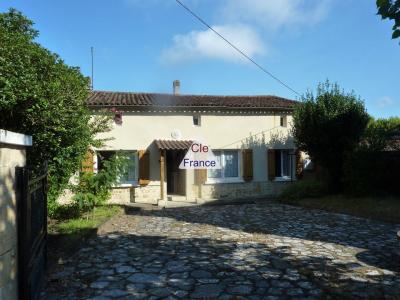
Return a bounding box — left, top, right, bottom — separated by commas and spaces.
44, 202, 400, 299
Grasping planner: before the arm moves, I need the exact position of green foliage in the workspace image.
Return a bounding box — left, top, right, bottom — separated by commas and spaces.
377, 0, 400, 40
280, 180, 328, 201
292, 81, 369, 191
0, 8, 38, 39
50, 203, 82, 220
344, 151, 400, 196
343, 117, 400, 196
71, 153, 128, 212
48, 205, 122, 234
0, 9, 112, 210
361, 117, 400, 151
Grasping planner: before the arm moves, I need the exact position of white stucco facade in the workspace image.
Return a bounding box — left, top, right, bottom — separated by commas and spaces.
92, 109, 297, 205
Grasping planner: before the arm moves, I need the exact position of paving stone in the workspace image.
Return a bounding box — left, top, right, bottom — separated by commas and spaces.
43, 202, 400, 300
191, 284, 225, 298
102, 289, 128, 297
286, 288, 304, 296
167, 278, 195, 290
90, 281, 109, 289
173, 290, 188, 298
115, 265, 137, 273
150, 287, 172, 297
191, 270, 213, 279
127, 273, 163, 284
228, 284, 253, 295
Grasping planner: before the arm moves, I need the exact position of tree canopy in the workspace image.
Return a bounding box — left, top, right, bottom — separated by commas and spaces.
292, 81, 370, 190
377, 0, 400, 40
0, 8, 107, 207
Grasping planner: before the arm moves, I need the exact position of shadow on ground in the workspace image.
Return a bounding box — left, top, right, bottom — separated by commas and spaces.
125, 202, 400, 273
44, 230, 400, 300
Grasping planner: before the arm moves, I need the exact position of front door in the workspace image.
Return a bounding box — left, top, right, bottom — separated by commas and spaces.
166, 150, 186, 195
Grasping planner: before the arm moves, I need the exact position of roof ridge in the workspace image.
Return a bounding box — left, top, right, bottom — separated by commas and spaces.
91, 90, 295, 100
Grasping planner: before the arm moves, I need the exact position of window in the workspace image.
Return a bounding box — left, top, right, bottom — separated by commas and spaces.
275, 149, 293, 178
193, 115, 201, 126
97, 150, 138, 185
207, 150, 239, 181
280, 116, 287, 127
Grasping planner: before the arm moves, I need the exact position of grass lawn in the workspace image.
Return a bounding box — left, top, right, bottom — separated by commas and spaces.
47, 205, 122, 268
48, 205, 122, 235
280, 195, 400, 224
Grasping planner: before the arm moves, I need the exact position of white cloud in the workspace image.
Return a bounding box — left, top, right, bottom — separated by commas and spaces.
161, 24, 265, 64
161, 0, 331, 64
221, 0, 331, 30
376, 96, 395, 108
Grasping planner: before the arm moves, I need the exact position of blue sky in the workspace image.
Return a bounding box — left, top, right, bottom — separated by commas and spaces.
1, 0, 399, 118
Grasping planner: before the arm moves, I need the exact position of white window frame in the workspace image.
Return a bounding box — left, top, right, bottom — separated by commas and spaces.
280, 115, 287, 127
206, 150, 243, 184
193, 114, 201, 127
94, 150, 139, 187
274, 149, 294, 182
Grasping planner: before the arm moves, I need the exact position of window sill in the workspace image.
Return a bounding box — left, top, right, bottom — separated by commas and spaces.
113, 181, 139, 188
205, 178, 244, 184
274, 177, 294, 182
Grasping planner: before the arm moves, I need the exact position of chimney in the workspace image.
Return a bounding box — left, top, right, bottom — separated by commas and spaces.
173, 80, 180, 95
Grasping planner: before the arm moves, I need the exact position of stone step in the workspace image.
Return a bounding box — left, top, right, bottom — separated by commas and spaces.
158, 199, 198, 208
166, 195, 193, 202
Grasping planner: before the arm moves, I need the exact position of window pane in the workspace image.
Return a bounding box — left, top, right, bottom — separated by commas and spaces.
275, 150, 282, 177
281, 150, 290, 177
223, 151, 238, 177
119, 152, 137, 182
97, 151, 115, 171
208, 151, 222, 178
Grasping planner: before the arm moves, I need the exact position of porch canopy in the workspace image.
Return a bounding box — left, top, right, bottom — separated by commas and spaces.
154, 139, 192, 150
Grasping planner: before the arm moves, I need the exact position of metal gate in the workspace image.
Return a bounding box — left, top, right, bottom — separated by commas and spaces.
16, 164, 48, 300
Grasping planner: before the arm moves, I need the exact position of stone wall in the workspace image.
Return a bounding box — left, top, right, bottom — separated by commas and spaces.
0, 144, 27, 299
198, 181, 291, 203
107, 181, 290, 205
108, 184, 160, 205
58, 180, 291, 206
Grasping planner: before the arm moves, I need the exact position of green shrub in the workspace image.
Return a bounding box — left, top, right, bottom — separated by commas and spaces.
71, 153, 128, 212
343, 117, 400, 196
344, 150, 400, 196
280, 180, 328, 201
0, 9, 113, 214
50, 203, 81, 220
292, 81, 369, 191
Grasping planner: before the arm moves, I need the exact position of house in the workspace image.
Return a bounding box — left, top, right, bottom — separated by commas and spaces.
84, 81, 301, 206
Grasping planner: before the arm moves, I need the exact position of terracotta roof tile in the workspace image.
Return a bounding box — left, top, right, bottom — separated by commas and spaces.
155, 139, 193, 150
87, 91, 297, 110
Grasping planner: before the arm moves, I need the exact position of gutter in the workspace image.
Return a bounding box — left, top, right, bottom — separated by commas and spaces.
87, 104, 295, 112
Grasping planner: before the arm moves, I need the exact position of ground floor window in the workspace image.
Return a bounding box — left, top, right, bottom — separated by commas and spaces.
96, 150, 138, 185
275, 149, 293, 179
207, 150, 239, 181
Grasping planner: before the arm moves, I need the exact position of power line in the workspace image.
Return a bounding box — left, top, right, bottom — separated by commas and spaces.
174, 0, 300, 97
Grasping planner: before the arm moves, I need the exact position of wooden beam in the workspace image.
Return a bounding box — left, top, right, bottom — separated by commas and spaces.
160, 149, 165, 200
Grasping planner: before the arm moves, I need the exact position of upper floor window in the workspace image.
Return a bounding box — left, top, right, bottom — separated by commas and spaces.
193, 115, 201, 126
280, 116, 287, 127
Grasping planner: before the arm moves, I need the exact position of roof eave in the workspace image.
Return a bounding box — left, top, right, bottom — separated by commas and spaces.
87, 104, 295, 111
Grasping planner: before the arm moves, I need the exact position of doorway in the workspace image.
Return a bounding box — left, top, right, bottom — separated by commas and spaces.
166, 150, 186, 195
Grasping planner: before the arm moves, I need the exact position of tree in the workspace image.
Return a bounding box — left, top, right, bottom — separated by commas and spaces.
343, 117, 400, 196
361, 117, 400, 151
0, 9, 110, 211
377, 0, 400, 40
292, 81, 370, 191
